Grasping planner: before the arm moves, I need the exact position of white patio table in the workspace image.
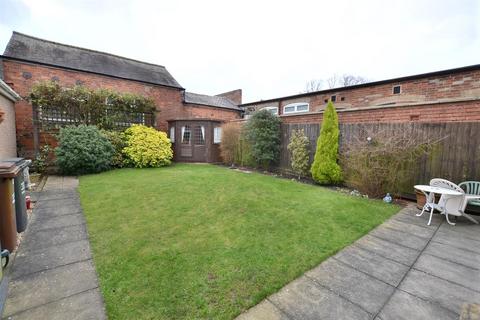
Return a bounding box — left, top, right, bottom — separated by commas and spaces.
414, 185, 464, 226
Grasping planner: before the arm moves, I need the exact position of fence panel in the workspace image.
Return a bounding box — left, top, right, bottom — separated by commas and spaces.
280, 122, 480, 193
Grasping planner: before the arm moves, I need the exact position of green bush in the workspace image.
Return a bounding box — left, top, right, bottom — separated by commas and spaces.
55, 125, 114, 175
122, 125, 173, 168
101, 130, 127, 168
288, 129, 310, 178
245, 109, 281, 168
311, 101, 342, 184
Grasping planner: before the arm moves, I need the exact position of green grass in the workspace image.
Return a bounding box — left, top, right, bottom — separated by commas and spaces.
79, 164, 399, 319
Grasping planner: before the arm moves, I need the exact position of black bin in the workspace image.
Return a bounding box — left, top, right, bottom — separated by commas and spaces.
1, 158, 30, 233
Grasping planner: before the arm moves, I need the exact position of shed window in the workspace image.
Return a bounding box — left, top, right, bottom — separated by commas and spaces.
194, 126, 205, 145
283, 103, 309, 114
181, 125, 191, 144
169, 126, 175, 143
393, 85, 401, 94
262, 106, 278, 115
214, 127, 222, 143
331, 95, 336, 102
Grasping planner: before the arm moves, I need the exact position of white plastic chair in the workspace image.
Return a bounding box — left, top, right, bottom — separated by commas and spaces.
429, 178, 479, 225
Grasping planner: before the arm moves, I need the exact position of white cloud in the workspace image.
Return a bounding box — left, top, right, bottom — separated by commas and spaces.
0, 0, 478, 102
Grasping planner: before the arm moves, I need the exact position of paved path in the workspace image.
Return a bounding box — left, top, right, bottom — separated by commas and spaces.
2, 176, 106, 320
237, 205, 480, 320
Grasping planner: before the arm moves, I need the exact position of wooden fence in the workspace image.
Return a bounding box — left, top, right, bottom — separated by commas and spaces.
280, 122, 480, 195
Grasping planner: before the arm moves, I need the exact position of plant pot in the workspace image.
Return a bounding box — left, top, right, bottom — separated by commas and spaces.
415, 189, 440, 210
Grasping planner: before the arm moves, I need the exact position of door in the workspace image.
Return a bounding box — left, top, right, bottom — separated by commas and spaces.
178, 121, 208, 162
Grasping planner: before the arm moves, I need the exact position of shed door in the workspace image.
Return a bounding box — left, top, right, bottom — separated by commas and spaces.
178, 122, 208, 162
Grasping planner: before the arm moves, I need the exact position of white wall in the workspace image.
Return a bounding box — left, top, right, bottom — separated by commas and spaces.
0, 92, 17, 158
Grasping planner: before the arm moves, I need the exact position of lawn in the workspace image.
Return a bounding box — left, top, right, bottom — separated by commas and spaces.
79, 164, 399, 319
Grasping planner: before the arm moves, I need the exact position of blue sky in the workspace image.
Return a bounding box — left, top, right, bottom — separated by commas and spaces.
0, 0, 479, 102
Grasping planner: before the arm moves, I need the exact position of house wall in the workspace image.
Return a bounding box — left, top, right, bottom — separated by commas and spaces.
242, 67, 480, 122
2, 60, 240, 158
0, 94, 17, 158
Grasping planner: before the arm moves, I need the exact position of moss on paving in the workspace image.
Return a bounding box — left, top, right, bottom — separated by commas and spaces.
79, 164, 399, 319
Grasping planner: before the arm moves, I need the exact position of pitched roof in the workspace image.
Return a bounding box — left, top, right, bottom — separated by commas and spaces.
3, 32, 182, 89
184, 92, 241, 110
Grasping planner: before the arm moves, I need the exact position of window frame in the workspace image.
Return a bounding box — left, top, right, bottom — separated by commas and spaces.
169, 126, 175, 143
393, 85, 401, 94
261, 106, 279, 115
213, 127, 222, 144
283, 102, 309, 114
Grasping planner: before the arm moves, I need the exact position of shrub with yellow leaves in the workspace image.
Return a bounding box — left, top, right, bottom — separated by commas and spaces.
123, 125, 173, 168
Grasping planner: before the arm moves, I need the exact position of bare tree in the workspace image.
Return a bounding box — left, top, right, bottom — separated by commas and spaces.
341, 74, 369, 87
326, 74, 369, 88
326, 74, 340, 89
304, 79, 324, 92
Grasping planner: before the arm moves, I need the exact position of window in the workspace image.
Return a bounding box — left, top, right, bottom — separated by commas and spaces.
393, 85, 401, 94
193, 126, 205, 145
169, 126, 175, 143
261, 106, 278, 115
283, 103, 309, 114
331, 95, 336, 102
214, 127, 222, 143
341, 97, 345, 101
181, 125, 191, 144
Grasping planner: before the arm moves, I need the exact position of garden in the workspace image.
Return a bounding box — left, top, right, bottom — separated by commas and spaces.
28, 81, 415, 319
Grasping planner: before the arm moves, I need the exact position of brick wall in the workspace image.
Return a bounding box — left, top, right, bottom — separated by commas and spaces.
2, 60, 240, 157
281, 100, 480, 124
243, 68, 480, 118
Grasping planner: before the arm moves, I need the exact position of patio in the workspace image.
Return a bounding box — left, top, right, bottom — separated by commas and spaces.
238, 205, 480, 320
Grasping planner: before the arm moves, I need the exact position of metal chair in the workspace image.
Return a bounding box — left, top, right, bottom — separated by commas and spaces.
428, 179, 479, 225
459, 181, 480, 207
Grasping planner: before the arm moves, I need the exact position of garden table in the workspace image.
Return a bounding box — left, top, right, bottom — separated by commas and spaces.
414, 185, 464, 226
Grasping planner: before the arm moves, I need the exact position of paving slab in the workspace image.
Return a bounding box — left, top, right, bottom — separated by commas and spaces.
3, 288, 106, 320
432, 230, 480, 254
28, 212, 85, 232
3, 260, 99, 317
35, 198, 81, 210
306, 258, 395, 314
355, 234, 420, 266
399, 269, 480, 315
369, 226, 429, 250
378, 290, 457, 320
33, 204, 83, 219
20, 224, 88, 253
236, 300, 289, 320
268, 276, 372, 320
438, 223, 480, 242
392, 211, 442, 228
383, 219, 436, 239
11, 240, 92, 279
413, 254, 480, 292
2, 176, 106, 319
423, 241, 480, 270
36, 190, 79, 202
334, 245, 409, 286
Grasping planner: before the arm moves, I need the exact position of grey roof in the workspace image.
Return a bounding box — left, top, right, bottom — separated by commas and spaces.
184, 92, 241, 110
3, 32, 182, 88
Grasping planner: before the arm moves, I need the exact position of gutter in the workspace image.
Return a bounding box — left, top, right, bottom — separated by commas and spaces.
0, 80, 21, 102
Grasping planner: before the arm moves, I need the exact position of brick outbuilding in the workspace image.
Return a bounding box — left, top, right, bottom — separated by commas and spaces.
0, 32, 242, 161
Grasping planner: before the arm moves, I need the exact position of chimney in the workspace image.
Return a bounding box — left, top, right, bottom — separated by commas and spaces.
216, 89, 242, 105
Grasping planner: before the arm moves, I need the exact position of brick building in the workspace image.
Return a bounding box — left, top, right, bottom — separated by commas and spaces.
0, 32, 242, 161
241, 64, 480, 124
